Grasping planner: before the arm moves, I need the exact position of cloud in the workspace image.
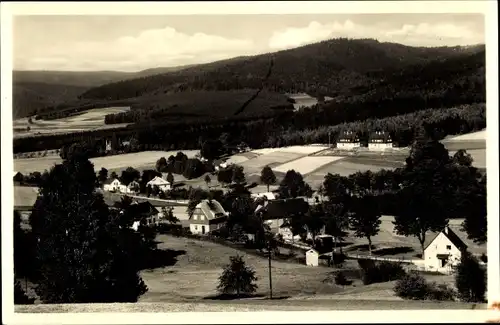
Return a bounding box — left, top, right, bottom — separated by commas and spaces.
268, 20, 484, 50
17, 26, 256, 71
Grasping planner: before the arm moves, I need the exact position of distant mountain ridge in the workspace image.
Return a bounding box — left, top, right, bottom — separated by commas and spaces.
78, 38, 485, 101
12, 38, 485, 119
12, 64, 197, 118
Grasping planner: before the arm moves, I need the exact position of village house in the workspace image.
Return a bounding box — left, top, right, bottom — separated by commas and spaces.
368, 130, 393, 150
255, 198, 310, 235
125, 180, 140, 194
423, 226, 468, 274
188, 199, 228, 235
336, 130, 360, 149
103, 178, 127, 193
14, 186, 39, 227
126, 201, 160, 231
251, 192, 277, 201
147, 176, 172, 192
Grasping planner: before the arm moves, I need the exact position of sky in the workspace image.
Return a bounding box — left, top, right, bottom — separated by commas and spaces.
13, 14, 485, 72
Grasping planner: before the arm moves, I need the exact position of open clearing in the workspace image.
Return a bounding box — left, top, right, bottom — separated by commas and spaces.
239, 151, 304, 174
251, 145, 329, 156
13, 107, 131, 138
444, 129, 486, 142
273, 156, 345, 175
14, 150, 199, 174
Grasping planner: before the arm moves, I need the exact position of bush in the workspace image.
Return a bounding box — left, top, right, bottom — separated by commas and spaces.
425, 283, 456, 301
360, 260, 406, 285
455, 252, 487, 303
394, 272, 431, 300
331, 252, 346, 266
394, 272, 457, 301
334, 271, 351, 286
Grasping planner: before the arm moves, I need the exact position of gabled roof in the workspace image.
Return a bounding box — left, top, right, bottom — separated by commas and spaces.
127, 201, 159, 217
369, 130, 392, 143
104, 178, 120, 185
147, 176, 170, 185
194, 199, 227, 220
14, 186, 39, 209
127, 180, 140, 187
424, 226, 468, 252
260, 198, 309, 220
337, 130, 359, 142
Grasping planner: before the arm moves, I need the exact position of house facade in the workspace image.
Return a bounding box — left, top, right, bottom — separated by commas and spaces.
256, 198, 310, 234
189, 199, 228, 235
127, 201, 160, 229
103, 178, 127, 193
126, 181, 140, 194
423, 226, 467, 274
147, 176, 172, 192
336, 130, 360, 149
368, 130, 393, 150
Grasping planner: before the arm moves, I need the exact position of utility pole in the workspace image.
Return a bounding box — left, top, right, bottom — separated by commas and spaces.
328, 132, 331, 148
268, 236, 273, 300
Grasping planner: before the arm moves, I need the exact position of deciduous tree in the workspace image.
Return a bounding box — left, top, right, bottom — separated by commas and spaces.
217, 255, 258, 297
260, 166, 277, 192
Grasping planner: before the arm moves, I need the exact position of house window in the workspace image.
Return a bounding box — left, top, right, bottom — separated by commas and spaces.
194, 225, 198, 230
446, 245, 451, 250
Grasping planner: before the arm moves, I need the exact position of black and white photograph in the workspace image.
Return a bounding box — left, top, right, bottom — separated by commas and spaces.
2, 1, 499, 323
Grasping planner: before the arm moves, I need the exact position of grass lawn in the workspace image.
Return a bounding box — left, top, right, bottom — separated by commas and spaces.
139, 235, 352, 303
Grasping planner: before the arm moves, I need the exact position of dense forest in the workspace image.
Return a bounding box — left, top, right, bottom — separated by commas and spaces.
13, 103, 485, 157
79, 39, 485, 101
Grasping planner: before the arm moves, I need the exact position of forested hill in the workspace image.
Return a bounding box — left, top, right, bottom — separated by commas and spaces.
79, 38, 485, 101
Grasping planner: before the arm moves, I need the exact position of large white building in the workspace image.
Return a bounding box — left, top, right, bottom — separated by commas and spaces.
423, 226, 468, 274
336, 130, 360, 149
368, 130, 393, 150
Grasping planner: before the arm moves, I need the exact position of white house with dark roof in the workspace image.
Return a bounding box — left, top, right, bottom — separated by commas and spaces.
424, 226, 468, 274
103, 178, 127, 193
189, 199, 228, 235
336, 130, 360, 149
147, 176, 172, 192
368, 130, 393, 150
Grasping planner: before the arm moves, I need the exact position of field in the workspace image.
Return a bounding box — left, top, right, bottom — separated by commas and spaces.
13, 106, 131, 138
273, 156, 345, 175
14, 150, 199, 174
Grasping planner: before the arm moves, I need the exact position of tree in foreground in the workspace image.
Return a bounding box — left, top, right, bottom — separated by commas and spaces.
260, 166, 277, 192
14, 280, 34, 305
454, 252, 487, 303
29, 153, 147, 303
394, 140, 454, 256
217, 255, 258, 297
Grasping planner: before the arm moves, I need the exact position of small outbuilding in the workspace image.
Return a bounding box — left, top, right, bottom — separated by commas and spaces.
305, 248, 320, 267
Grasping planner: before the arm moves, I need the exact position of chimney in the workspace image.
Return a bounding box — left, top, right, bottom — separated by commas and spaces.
444, 226, 449, 235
